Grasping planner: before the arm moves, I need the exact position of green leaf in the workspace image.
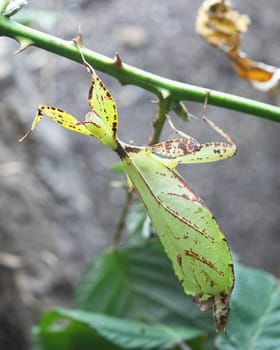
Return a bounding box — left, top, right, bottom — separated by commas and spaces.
13, 9, 58, 30
36, 310, 121, 350
31, 326, 45, 350
0, 0, 9, 14
1, 0, 27, 17
217, 265, 280, 350
110, 162, 125, 174
170, 100, 189, 121
126, 202, 151, 242
37, 309, 203, 350
76, 241, 214, 332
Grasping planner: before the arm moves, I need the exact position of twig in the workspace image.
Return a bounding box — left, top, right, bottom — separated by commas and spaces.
113, 190, 133, 247
0, 15, 279, 123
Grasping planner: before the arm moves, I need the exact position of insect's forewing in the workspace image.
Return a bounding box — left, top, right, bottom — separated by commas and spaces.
121, 148, 234, 331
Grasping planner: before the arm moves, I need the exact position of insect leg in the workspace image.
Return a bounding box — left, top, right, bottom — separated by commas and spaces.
19, 105, 92, 142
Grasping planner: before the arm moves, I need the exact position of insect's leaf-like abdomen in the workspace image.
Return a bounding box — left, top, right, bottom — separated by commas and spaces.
121, 149, 234, 331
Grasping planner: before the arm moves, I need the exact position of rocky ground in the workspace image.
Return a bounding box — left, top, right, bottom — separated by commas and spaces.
0, 0, 279, 348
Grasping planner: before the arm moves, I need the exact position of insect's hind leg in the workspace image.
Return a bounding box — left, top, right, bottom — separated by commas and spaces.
166, 114, 199, 144
202, 90, 235, 145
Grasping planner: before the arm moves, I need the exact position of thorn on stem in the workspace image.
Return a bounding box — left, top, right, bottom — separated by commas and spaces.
13, 40, 33, 55
113, 52, 123, 68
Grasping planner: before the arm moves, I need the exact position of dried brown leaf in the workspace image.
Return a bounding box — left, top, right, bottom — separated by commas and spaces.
196, 0, 280, 93
196, 0, 250, 51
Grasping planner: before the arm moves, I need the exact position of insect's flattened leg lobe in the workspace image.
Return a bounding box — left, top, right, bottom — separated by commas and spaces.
19, 105, 92, 142
172, 139, 236, 164
156, 114, 237, 164
151, 138, 201, 159
37, 105, 92, 135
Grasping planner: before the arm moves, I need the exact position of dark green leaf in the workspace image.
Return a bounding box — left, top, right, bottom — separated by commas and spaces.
217, 265, 280, 350
12, 10, 58, 29
126, 202, 151, 242
37, 309, 203, 350
170, 101, 189, 121
0, 0, 9, 14
110, 162, 125, 173
76, 241, 214, 332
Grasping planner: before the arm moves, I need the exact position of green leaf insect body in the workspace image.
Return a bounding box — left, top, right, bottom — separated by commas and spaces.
20, 44, 237, 331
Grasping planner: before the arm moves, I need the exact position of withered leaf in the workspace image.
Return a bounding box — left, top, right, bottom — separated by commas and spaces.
196, 0, 250, 51
196, 0, 280, 93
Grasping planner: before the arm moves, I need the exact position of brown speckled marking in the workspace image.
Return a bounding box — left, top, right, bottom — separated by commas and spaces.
175, 176, 206, 208
77, 121, 101, 129
152, 139, 201, 158
158, 195, 217, 244
134, 164, 218, 244
213, 291, 232, 332
112, 121, 118, 136
184, 248, 224, 277
165, 194, 214, 242
155, 171, 167, 177
88, 84, 93, 100
167, 192, 190, 201
177, 254, 182, 267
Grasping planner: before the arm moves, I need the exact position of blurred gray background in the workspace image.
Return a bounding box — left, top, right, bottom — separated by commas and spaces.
0, 0, 279, 348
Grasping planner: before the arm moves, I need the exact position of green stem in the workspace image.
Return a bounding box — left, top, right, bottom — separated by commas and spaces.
151, 94, 171, 144
1, 16, 280, 123
113, 191, 133, 248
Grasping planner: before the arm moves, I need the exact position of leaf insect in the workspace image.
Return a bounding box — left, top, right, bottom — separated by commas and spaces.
20, 35, 237, 331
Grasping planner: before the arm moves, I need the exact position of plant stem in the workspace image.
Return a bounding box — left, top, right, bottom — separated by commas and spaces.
113, 190, 133, 248
151, 95, 171, 144
1, 16, 280, 123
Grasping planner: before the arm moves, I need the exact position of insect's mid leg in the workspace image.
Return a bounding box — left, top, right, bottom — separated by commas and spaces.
202, 116, 235, 145
201, 90, 235, 145
166, 115, 199, 144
